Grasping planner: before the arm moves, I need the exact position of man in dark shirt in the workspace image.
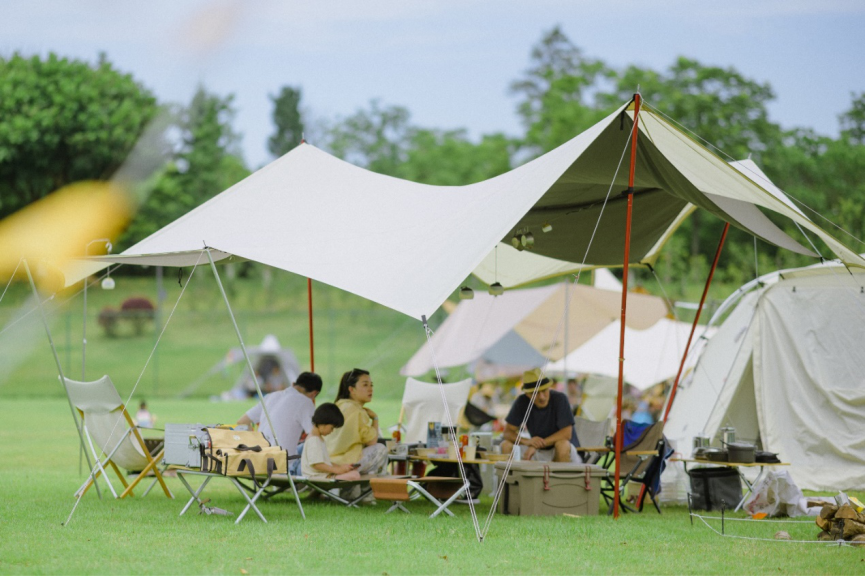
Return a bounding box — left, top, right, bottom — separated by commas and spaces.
502, 369, 581, 463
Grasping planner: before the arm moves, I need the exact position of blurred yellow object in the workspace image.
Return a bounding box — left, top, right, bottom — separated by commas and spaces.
0, 181, 132, 293
850, 496, 865, 513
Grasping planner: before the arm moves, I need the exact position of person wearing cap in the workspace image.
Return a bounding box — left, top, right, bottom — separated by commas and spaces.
501, 368, 581, 463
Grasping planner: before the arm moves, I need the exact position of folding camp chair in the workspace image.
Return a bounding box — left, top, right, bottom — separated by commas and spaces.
601, 420, 664, 514
574, 416, 611, 465
369, 476, 466, 517
65, 375, 173, 500
398, 377, 473, 443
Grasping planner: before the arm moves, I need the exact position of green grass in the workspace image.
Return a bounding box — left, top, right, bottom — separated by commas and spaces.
1, 398, 863, 574
0, 271, 435, 402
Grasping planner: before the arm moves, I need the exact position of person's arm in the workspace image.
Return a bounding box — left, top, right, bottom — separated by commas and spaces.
362, 407, 379, 447
543, 425, 573, 448
312, 462, 355, 475
236, 414, 254, 428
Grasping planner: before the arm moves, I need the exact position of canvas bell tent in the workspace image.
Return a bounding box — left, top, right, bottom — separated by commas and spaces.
665, 261, 865, 491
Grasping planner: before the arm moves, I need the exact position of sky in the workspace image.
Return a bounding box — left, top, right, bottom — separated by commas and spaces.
2, 0, 865, 168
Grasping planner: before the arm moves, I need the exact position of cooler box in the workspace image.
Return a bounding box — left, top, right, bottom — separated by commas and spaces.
495, 462, 607, 516
163, 423, 218, 469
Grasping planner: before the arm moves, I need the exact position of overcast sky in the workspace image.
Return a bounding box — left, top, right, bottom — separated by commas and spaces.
3, 0, 864, 168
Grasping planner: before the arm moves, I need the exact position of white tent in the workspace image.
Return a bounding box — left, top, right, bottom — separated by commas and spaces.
73, 102, 864, 321
665, 262, 865, 490
178, 334, 301, 399
547, 318, 715, 391
400, 278, 668, 377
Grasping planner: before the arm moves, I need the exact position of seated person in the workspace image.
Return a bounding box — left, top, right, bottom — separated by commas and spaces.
237, 371, 322, 474
301, 403, 361, 481
326, 369, 388, 475
501, 369, 581, 463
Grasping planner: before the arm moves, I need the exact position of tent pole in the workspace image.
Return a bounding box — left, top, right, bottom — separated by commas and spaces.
662, 222, 729, 423
206, 250, 306, 520
23, 260, 102, 499
307, 277, 315, 372
614, 93, 642, 519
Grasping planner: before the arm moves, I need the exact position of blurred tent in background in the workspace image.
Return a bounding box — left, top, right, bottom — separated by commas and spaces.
177, 334, 300, 400
400, 269, 668, 379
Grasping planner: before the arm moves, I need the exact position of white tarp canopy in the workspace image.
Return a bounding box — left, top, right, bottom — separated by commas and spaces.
400, 277, 668, 377
547, 318, 715, 391
665, 262, 865, 490
74, 101, 864, 320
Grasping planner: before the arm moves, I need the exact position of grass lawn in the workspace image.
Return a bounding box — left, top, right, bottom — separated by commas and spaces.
1, 398, 863, 575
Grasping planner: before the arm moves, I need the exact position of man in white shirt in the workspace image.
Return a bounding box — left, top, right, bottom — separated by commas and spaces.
237, 372, 322, 474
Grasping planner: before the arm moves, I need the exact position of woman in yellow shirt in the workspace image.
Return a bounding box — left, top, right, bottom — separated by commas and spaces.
326, 369, 388, 475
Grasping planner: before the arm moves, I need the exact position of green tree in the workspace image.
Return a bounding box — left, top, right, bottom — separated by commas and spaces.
0, 52, 157, 218
121, 86, 248, 248
268, 86, 305, 158
840, 92, 865, 145
396, 130, 514, 185
325, 100, 412, 175
510, 26, 614, 154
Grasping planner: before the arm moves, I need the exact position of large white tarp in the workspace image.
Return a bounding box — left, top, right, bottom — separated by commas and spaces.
73, 102, 864, 320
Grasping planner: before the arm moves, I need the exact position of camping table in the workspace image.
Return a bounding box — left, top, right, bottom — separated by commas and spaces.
672, 458, 790, 512
174, 468, 283, 524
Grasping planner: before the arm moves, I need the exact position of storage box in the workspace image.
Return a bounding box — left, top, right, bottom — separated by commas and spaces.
494, 462, 607, 516
163, 423, 218, 469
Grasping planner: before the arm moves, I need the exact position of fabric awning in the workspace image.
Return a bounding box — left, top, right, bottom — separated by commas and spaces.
68, 101, 864, 319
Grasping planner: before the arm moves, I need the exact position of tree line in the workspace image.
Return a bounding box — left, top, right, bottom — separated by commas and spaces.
1, 28, 863, 290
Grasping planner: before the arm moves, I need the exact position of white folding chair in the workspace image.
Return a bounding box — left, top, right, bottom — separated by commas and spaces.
574, 416, 612, 464
65, 375, 173, 500
398, 377, 473, 443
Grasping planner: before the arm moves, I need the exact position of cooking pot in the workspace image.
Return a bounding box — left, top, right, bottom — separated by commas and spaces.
727, 442, 756, 464
702, 448, 728, 462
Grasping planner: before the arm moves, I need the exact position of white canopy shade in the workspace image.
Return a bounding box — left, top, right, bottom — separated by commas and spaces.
547, 318, 715, 391
401, 280, 668, 377
72, 101, 864, 320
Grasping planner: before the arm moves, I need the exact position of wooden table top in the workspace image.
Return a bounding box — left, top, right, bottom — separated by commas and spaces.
672, 458, 790, 467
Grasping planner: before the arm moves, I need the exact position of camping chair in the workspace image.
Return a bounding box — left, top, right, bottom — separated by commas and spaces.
601, 420, 665, 515
369, 476, 467, 518
398, 377, 473, 443
574, 416, 612, 465
65, 375, 172, 500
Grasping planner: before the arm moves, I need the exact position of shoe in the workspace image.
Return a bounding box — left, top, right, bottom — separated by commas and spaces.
360, 492, 377, 506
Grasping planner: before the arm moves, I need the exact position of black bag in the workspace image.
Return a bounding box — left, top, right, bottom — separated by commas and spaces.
429, 461, 484, 499
688, 467, 742, 511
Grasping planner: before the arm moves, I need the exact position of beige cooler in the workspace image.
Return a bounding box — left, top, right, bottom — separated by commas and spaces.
495, 462, 607, 516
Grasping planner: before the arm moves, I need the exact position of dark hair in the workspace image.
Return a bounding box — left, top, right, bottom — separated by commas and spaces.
312, 403, 345, 428
335, 368, 370, 401
294, 372, 323, 393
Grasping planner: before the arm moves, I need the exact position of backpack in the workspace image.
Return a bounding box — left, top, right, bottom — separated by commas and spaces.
200, 427, 291, 487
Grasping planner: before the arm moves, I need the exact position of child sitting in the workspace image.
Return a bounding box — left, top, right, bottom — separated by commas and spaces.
301, 403, 361, 481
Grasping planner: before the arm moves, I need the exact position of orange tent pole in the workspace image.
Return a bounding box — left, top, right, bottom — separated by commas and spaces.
614, 93, 642, 519
662, 222, 729, 423
307, 277, 315, 372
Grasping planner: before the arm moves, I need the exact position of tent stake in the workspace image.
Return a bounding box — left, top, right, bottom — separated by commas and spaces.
614, 93, 642, 519
308, 277, 315, 372
663, 222, 729, 423
206, 250, 306, 520
23, 260, 102, 500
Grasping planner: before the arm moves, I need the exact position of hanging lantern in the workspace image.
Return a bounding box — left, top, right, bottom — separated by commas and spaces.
542, 222, 553, 233
524, 232, 535, 247
488, 282, 504, 296
459, 286, 475, 300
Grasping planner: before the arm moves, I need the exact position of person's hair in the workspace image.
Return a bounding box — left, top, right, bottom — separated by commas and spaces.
335, 368, 370, 401
294, 372, 323, 394
139, 400, 147, 409
312, 402, 345, 428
